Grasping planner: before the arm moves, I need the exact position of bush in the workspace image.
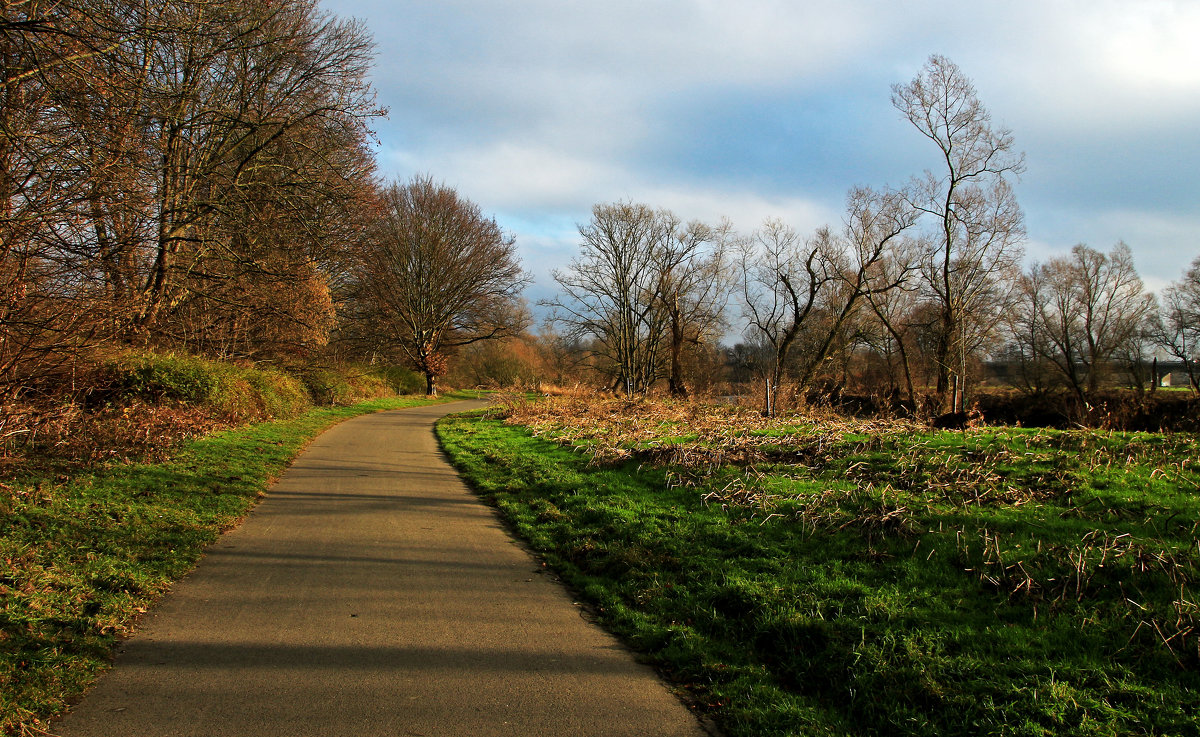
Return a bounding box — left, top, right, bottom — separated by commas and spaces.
111, 353, 221, 404
297, 368, 352, 407
298, 364, 422, 406
367, 365, 424, 395
105, 352, 313, 423
215, 366, 312, 421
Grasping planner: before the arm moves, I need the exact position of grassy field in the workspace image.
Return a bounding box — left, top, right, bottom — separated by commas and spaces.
0, 394, 457, 735
437, 397, 1200, 737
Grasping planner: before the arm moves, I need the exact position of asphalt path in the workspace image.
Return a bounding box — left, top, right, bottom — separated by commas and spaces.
53, 400, 711, 737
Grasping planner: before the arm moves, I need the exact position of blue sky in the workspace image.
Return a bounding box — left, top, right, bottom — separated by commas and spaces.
319, 0, 1200, 310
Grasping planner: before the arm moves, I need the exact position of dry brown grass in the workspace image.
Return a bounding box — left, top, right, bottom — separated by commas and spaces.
954, 526, 1200, 664
494, 393, 921, 465
0, 400, 227, 477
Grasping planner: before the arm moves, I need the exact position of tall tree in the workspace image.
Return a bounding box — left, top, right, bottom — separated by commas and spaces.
849, 187, 925, 403
892, 54, 1025, 413
1, 0, 116, 400
739, 188, 918, 415
346, 176, 530, 396
0, 0, 384, 398
739, 219, 831, 416
654, 218, 732, 398
859, 240, 925, 403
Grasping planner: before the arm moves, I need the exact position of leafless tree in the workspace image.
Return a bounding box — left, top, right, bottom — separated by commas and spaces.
128, 0, 382, 336
547, 202, 725, 397
892, 54, 1025, 413
1015, 242, 1156, 403
346, 176, 530, 396
739, 219, 825, 415
1, 0, 116, 402
0, 0, 383, 381
830, 186, 922, 395
739, 188, 918, 415
654, 218, 733, 398
859, 233, 925, 404
1156, 254, 1200, 393
1001, 266, 1059, 398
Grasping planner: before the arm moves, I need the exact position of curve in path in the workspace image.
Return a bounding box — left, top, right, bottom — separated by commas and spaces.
53, 401, 711, 737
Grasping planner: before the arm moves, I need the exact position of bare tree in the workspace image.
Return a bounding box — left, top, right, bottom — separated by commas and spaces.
738, 219, 820, 415
821, 186, 921, 393
346, 176, 530, 396
1016, 242, 1156, 403
1001, 265, 1059, 398
654, 219, 733, 398
740, 188, 918, 415
1156, 254, 1200, 393
1, 0, 118, 401
859, 231, 925, 404
546, 202, 685, 396
892, 54, 1025, 413
0, 0, 386, 408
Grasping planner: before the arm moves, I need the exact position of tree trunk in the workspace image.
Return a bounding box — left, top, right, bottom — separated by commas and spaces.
935, 307, 955, 412
667, 321, 688, 399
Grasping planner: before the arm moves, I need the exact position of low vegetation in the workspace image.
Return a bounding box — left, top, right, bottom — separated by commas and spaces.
0, 351, 444, 735
438, 396, 1200, 737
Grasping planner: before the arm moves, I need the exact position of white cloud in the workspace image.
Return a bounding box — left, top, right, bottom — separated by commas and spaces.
1077, 2, 1200, 93
959, 1, 1200, 133
324, 0, 1200, 304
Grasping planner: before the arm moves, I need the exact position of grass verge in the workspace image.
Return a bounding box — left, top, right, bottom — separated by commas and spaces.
0, 393, 462, 735
437, 400, 1200, 737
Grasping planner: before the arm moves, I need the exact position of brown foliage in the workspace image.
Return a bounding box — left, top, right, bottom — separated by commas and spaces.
0, 400, 226, 477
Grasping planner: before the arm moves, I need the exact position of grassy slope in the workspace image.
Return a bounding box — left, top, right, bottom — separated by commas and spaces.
0, 394, 457, 734
437, 410, 1200, 737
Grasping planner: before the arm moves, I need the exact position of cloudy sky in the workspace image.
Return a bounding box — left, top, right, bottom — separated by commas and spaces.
318, 0, 1199, 311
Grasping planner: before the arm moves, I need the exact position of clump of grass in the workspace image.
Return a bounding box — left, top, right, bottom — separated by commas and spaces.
441, 397, 1200, 737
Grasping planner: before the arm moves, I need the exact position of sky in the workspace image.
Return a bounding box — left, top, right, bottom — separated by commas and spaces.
318, 0, 1200, 316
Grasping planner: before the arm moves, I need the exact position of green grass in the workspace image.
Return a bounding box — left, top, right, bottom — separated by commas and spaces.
437, 411, 1200, 737
0, 394, 461, 735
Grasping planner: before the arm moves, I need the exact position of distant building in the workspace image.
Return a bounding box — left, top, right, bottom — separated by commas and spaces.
1159, 370, 1194, 389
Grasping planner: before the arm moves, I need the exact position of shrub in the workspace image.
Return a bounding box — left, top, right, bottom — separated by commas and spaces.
297, 368, 352, 406
105, 352, 313, 423
111, 353, 221, 404
367, 365, 424, 395
298, 365, 421, 406
211, 366, 311, 421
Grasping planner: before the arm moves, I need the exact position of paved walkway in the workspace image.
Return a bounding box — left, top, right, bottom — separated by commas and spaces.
53, 401, 710, 737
